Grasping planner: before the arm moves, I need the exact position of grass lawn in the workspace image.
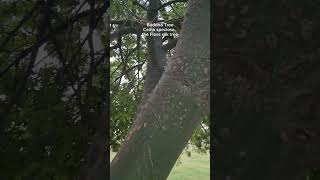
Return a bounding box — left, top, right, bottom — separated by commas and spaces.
110, 150, 210, 180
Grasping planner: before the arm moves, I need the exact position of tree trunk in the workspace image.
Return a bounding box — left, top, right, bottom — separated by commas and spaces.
142, 0, 166, 102
110, 0, 210, 179
80, 6, 109, 180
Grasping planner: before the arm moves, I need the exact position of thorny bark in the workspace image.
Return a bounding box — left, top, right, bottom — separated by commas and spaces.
110, 0, 210, 179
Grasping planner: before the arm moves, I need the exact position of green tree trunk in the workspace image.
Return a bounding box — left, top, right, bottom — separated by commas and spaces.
110, 0, 210, 179
142, 0, 166, 102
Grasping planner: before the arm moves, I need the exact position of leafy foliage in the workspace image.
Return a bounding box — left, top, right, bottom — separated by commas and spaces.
0, 0, 108, 179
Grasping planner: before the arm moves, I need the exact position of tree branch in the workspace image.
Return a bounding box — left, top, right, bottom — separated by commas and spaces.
133, 0, 147, 10
161, 38, 178, 51
157, 0, 188, 11
0, 0, 42, 51
0, 3, 107, 77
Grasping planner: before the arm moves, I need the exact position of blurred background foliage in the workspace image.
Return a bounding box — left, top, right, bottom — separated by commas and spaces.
0, 0, 108, 179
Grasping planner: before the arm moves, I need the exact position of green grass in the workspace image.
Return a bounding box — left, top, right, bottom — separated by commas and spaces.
110, 150, 210, 180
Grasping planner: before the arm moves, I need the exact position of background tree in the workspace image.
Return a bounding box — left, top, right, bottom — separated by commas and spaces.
0, 0, 109, 179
